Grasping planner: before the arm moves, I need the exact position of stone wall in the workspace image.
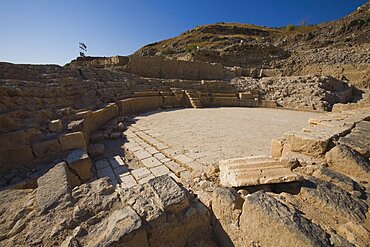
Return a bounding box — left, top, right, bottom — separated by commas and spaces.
125, 55, 230, 80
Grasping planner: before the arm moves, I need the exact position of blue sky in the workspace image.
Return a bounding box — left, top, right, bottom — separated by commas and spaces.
0, 0, 367, 65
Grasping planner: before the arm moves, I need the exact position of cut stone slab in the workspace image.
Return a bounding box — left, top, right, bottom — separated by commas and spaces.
165, 160, 186, 175
109, 155, 125, 168
97, 165, 116, 180
173, 154, 194, 165
131, 167, 152, 180
141, 156, 162, 168
185, 160, 208, 172
95, 159, 110, 170
239, 191, 331, 247
49, 119, 63, 132
148, 175, 189, 214
138, 174, 155, 184
88, 207, 148, 247
145, 146, 159, 155
219, 156, 301, 187
32, 138, 61, 158
154, 152, 166, 160
120, 175, 137, 189
284, 131, 330, 157
65, 149, 92, 181
150, 165, 170, 177
133, 150, 152, 160
36, 162, 72, 213
114, 166, 129, 176
59, 132, 86, 151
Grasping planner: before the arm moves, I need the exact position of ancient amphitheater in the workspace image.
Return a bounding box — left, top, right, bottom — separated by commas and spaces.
1, 3, 370, 247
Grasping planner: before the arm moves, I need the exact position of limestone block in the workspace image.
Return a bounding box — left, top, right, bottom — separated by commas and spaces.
0, 128, 40, 150
59, 132, 86, 151
325, 144, 370, 182
49, 119, 63, 132
32, 138, 61, 158
141, 157, 162, 168
0, 145, 35, 172
88, 143, 104, 158
65, 149, 92, 181
239, 191, 331, 247
338, 221, 370, 247
219, 156, 301, 187
67, 119, 84, 131
131, 167, 152, 180
284, 131, 330, 157
120, 175, 137, 189
88, 207, 149, 247
36, 162, 72, 213
148, 175, 189, 214
150, 165, 170, 177
271, 138, 283, 159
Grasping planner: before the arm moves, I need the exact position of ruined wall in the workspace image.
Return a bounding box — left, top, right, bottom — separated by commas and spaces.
126, 55, 229, 80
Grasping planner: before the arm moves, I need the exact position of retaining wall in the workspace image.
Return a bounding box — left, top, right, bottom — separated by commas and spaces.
0, 89, 263, 174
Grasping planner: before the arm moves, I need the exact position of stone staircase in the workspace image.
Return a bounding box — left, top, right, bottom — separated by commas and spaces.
185, 90, 202, 108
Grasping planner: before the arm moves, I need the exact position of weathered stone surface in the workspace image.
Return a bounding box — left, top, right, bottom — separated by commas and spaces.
219, 156, 301, 187
338, 122, 370, 158
338, 221, 370, 247
240, 191, 331, 247
300, 179, 368, 222
148, 175, 189, 214
66, 149, 92, 181
271, 138, 283, 159
284, 131, 330, 157
59, 132, 86, 151
36, 162, 72, 213
49, 119, 63, 133
312, 165, 364, 195
325, 144, 370, 181
88, 143, 104, 158
87, 207, 148, 247
131, 167, 151, 181
119, 184, 163, 221
32, 138, 61, 158
141, 156, 162, 168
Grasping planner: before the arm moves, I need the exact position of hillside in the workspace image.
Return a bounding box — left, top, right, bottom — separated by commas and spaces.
134, 2, 370, 88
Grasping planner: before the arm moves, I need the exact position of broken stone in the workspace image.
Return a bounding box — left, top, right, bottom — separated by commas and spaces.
240, 191, 331, 247
300, 178, 368, 222
36, 162, 72, 213
66, 149, 92, 181
325, 144, 370, 182
219, 156, 301, 187
148, 175, 189, 214
338, 221, 370, 247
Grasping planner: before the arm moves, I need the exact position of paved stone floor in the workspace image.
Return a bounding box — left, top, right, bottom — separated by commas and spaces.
93, 108, 323, 188
131, 108, 323, 161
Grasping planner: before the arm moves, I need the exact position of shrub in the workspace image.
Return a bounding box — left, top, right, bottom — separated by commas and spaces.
161, 47, 175, 55
285, 24, 295, 31
186, 44, 198, 53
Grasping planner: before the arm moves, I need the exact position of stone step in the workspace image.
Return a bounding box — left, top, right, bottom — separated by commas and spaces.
219, 156, 301, 187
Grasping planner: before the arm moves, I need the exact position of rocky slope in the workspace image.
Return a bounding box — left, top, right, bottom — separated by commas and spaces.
135, 2, 370, 89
